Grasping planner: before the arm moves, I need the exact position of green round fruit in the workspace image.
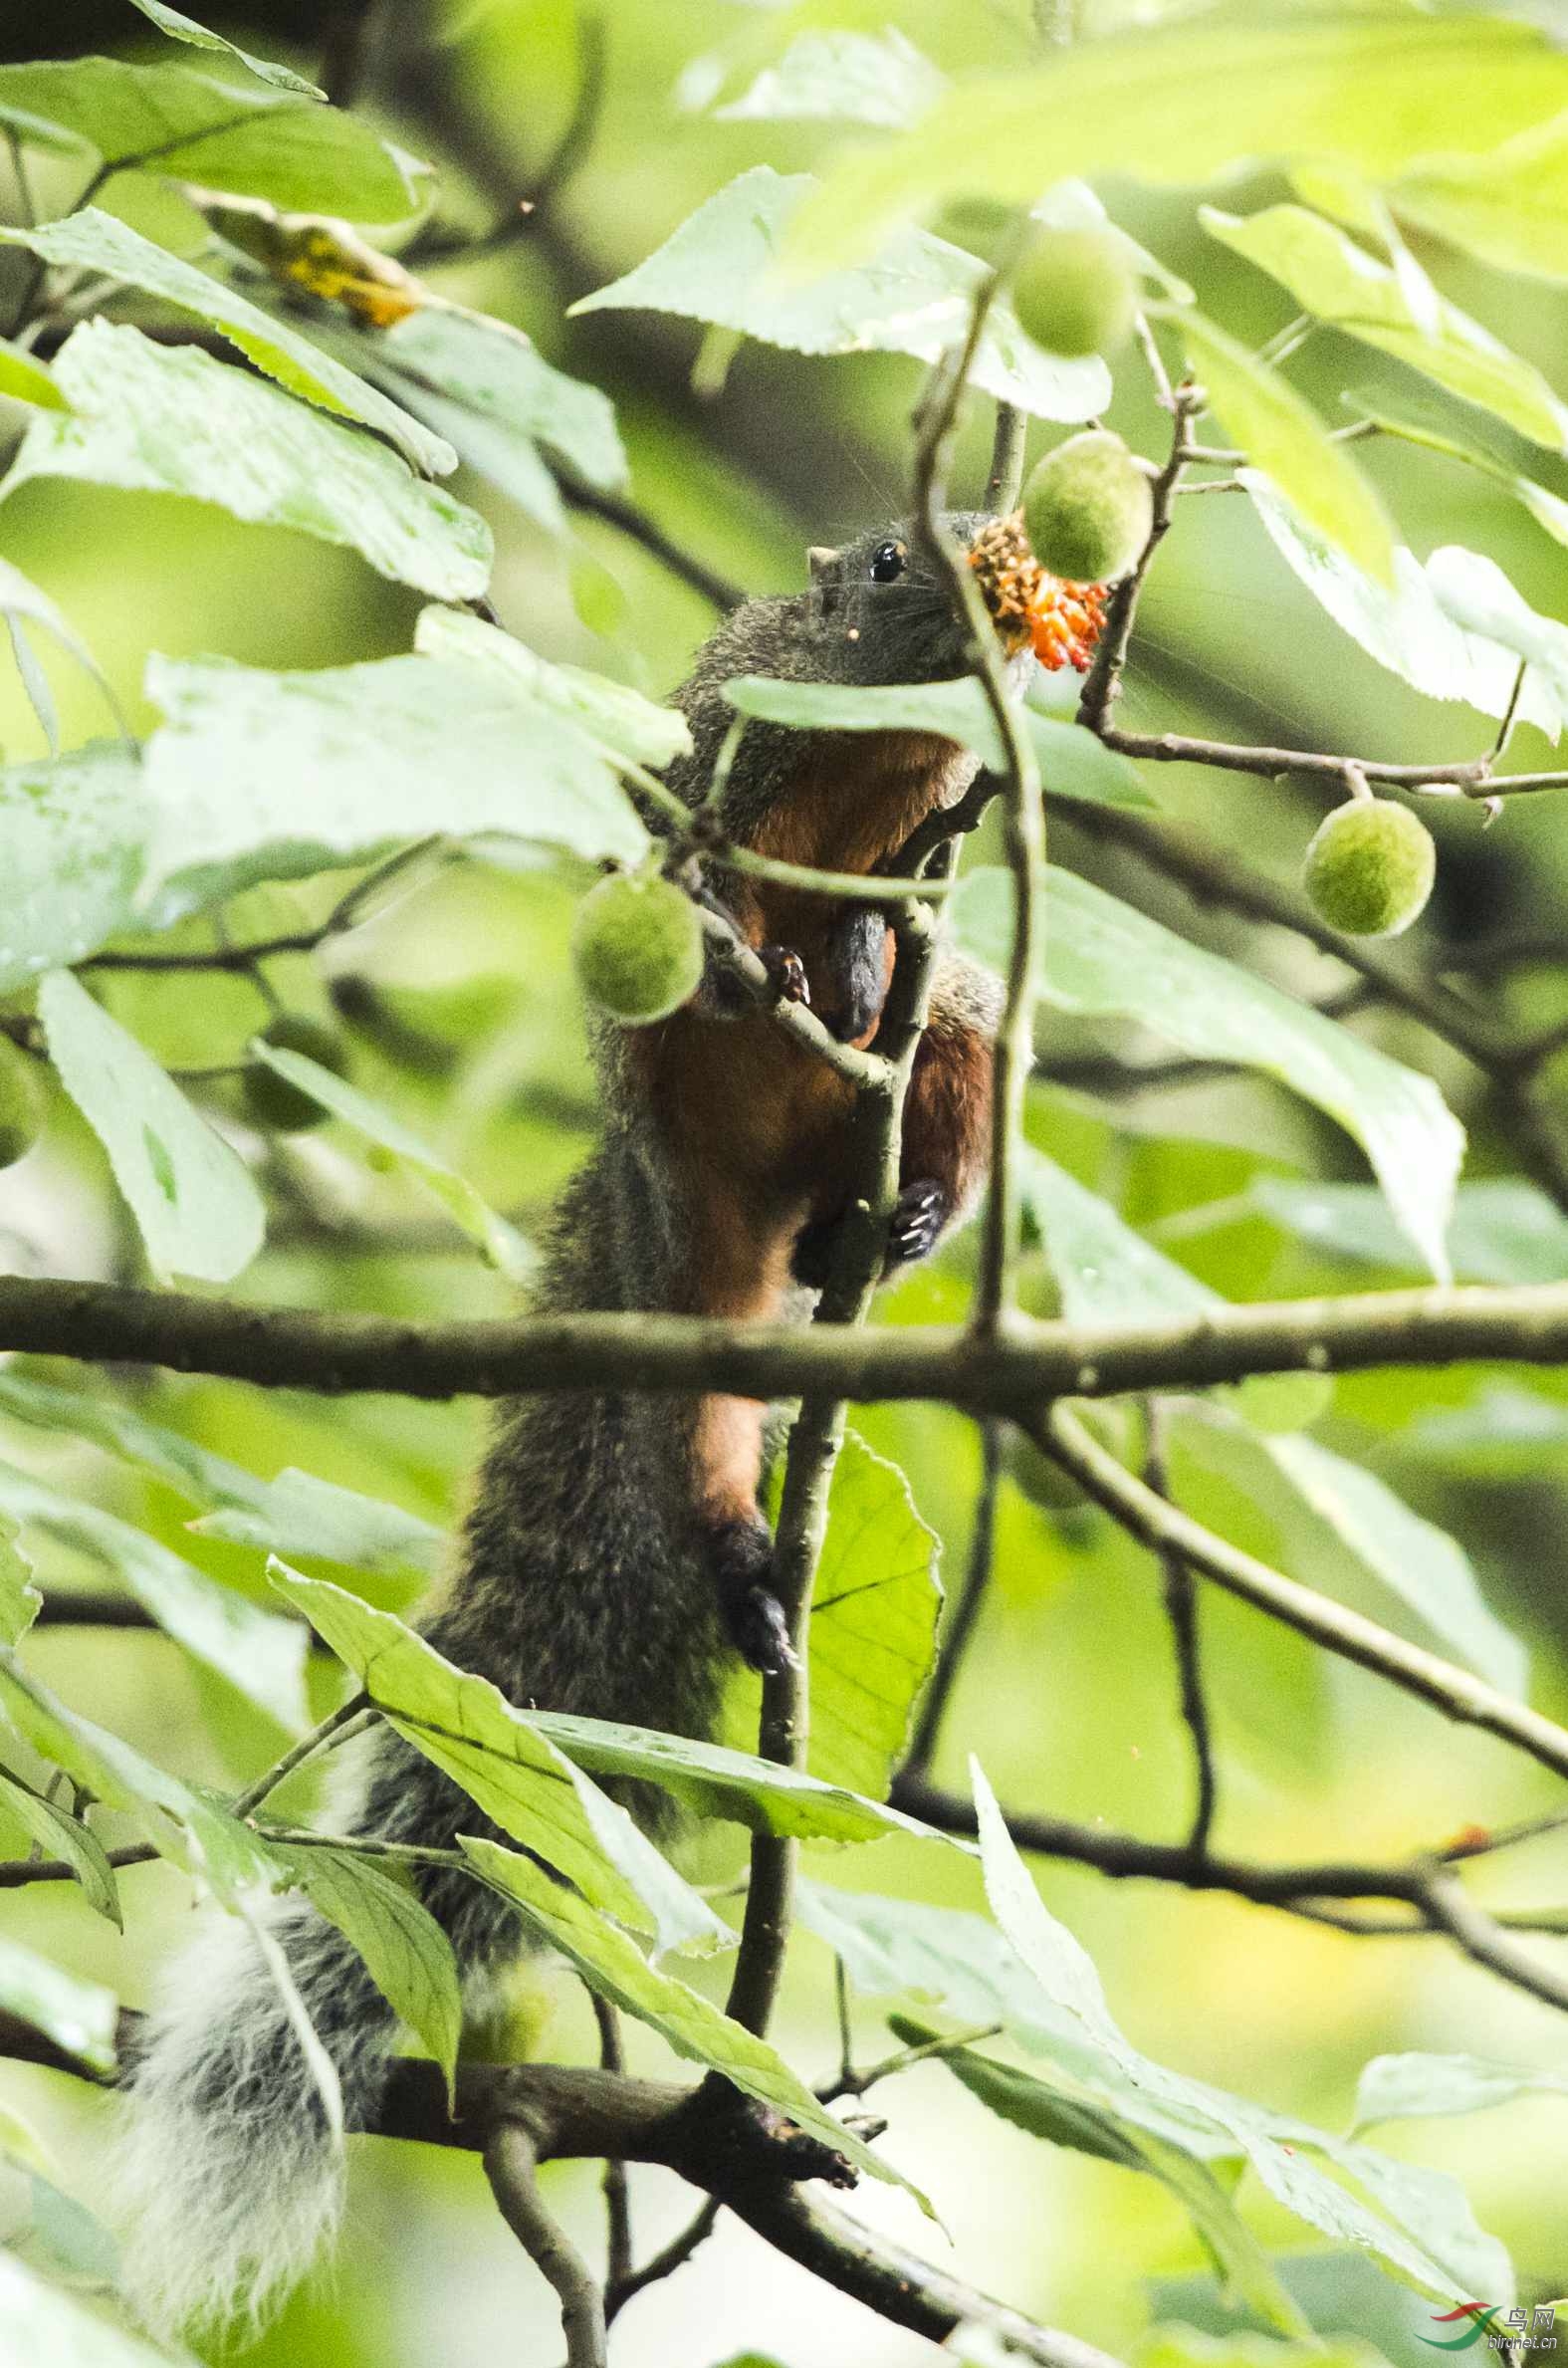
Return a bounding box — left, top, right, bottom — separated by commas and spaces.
242, 1014, 348, 1133
571, 873, 704, 1025
0, 1036, 47, 1170
1012, 228, 1137, 359
1301, 800, 1436, 938
1021, 430, 1153, 586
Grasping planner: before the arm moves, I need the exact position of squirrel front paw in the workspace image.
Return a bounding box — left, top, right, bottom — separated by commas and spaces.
757, 945, 811, 1008
708, 1520, 798, 1676
885, 1176, 950, 1272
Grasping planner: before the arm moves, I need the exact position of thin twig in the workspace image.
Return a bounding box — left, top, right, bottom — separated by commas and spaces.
1144, 1399, 1216, 1857
411, 9, 608, 262
554, 471, 743, 609
590, 1995, 632, 2293
230, 1693, 372, 1818
905, 1416, 1004, 1774
987, 401, 1028, 512
906, 225, 1040, 1332
819, 2021, 1005, 2104
604, 2200, 721, 2324
1030, 1404, 1568, 1789
1076, 379, 1200, 735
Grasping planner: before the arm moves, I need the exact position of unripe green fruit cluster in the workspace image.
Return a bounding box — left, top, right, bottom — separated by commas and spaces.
572, 872, 704, 1025
0, 1036, 47, 1170
1012, 227, 1137, 360
1021, 429, 1152, 587
242, 1014, 348, 1133
1301, 799, 1436, 938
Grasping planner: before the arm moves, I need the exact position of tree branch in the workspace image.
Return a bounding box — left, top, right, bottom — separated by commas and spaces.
485, 2120, 607, 2368
16, 1271, 1568, 1409
2, 2028, 1125, 2368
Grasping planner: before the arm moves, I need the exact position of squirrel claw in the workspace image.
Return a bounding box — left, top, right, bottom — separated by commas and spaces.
758, 944, 811, 1008
886, 1177, 949, 1272
709, 1519, 797, 1675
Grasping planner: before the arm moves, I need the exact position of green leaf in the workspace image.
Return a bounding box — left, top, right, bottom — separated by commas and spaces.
0, 336, 68, 411
804, 1435, 940, 1800
273, 1840, 462, 2107
4, 324, 491, 603
0, 1651, 276, 1902
1243, 475, 1562, 737
715, 29, 946, 129
0, 1369, 440, 1575
415, 606, 687, 769
1354, 2052, 1568, 2131
0, 1934, 117, 2075
895, 2018, 1311, 2340
0, 1458, 310, 1731
1137, 2334, 1399, 2368
0, 58, 422, 219
952, 866, 1464, 1280
1202, 204, 1568, 454
460, 1832, 916, 2202
0, 1521, 41, 1646
244, 1902, 342, 2141
0, 1771, 122, 1926
374, 308, 627, 493
38, 969, 266, 1286
248, 1042, 530, 1276
271, 1568, 729, 1961
1334, 389, 1568, 557
1169, 1409, 1527, 1700
1018, 1149, 1327, 1432
27, 2174, 120, 2288
0, 2101, 54, 2176
798, 1880, 1236, 2159
0, 745, 147, 993
534, 1710, 953, 1849
374, 374, 565, 531
0, 212, 452, 476
1172, 306, 1393, 580
0, 2249, 199, 2364
723, 675, 1154, 810
1391, 115, 1568, 282
1247, 1176, 1568, 1285
572, 167, 1110, 425
140, 643, 651, 912
1402, 1384, 1568, 1472
785, 14, 1568, 268
969, 1765, 1492, 2301
123, 0, 326, 99
732, 1434, 941, 1803
0, 560, 124, 737
1426, 546, 1568, 723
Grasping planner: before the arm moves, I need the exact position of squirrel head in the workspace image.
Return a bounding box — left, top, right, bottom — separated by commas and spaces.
802, 512, 1008, 687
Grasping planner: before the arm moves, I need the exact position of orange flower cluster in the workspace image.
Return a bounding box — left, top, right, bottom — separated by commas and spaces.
968, 512, 1107, 673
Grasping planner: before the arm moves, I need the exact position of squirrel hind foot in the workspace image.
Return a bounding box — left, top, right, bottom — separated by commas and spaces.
708, 1518, 797, 1675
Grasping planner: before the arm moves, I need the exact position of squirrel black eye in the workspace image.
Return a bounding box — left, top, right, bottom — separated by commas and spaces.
868, 541, 906, 584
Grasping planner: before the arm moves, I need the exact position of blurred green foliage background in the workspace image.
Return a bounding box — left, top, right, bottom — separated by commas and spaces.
2, 4, 1568, 2362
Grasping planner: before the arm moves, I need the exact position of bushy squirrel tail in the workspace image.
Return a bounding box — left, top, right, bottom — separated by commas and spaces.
110, 1885, 392, 2337
111, 1154, 725, 2337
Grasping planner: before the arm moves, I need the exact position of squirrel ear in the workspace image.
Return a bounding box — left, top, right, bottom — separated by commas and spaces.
807, 545, 841, 583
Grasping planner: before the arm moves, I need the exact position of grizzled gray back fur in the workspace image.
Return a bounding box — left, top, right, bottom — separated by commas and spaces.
110, 514, 995, 2338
